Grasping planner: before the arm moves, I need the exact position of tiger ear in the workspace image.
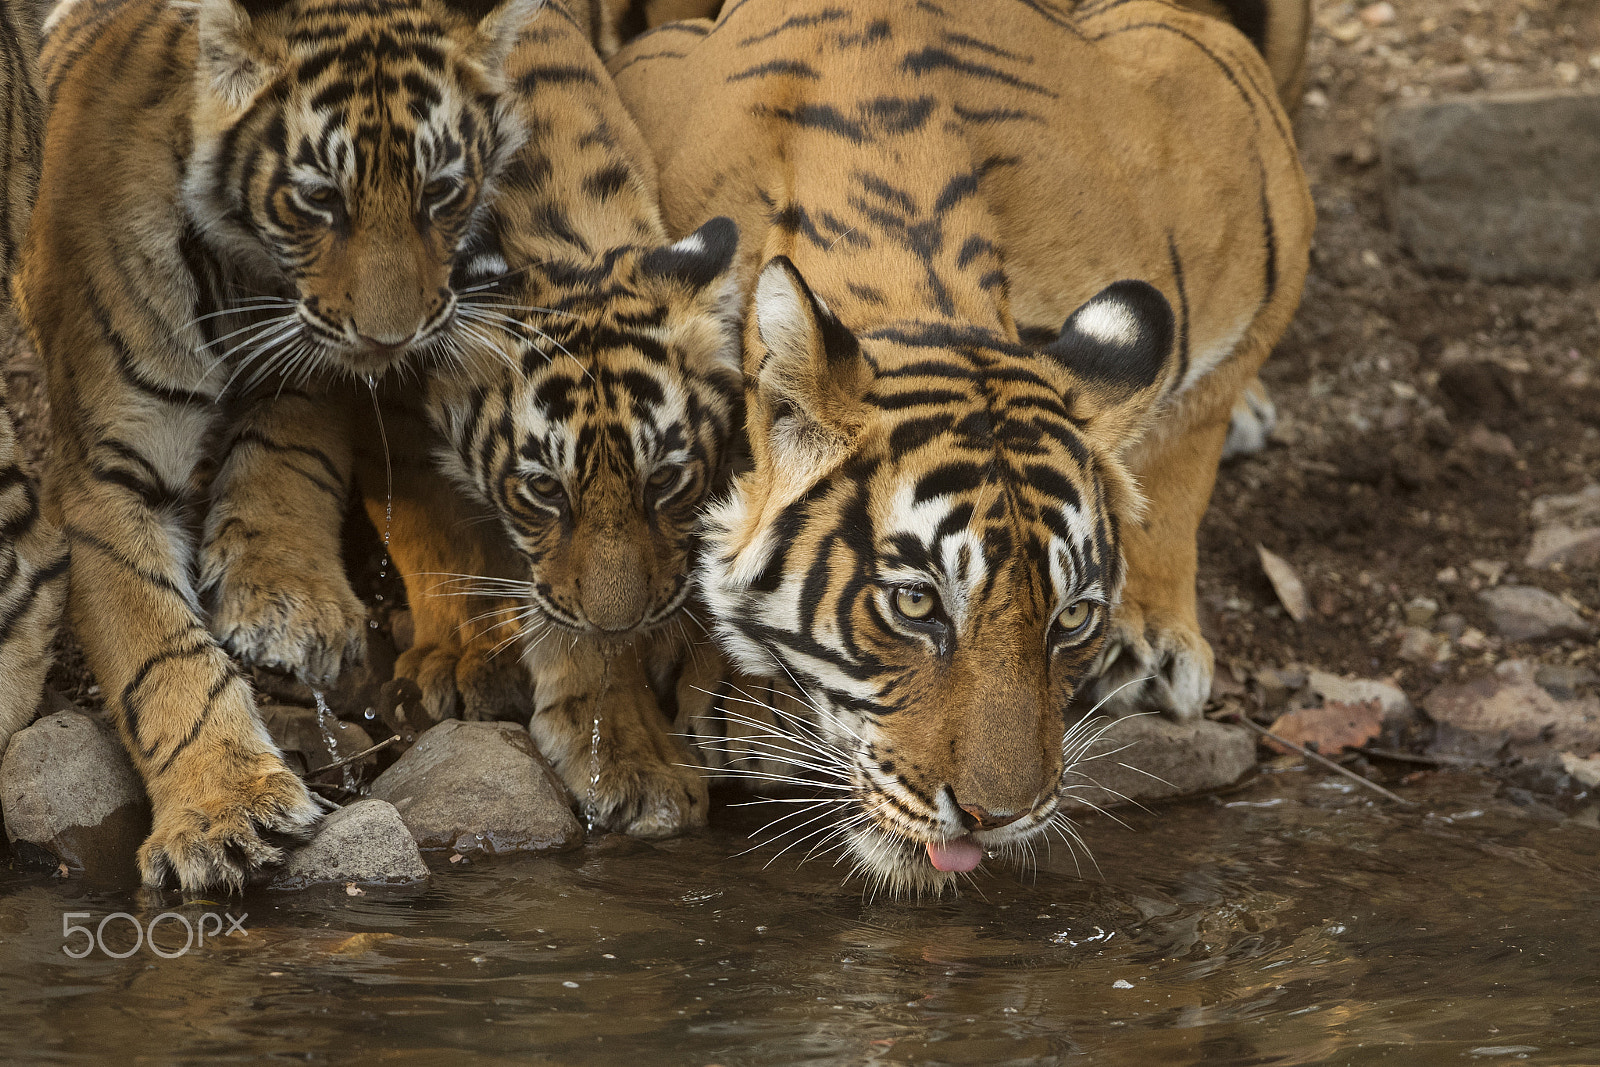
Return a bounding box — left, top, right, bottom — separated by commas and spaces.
639, 216, 739, 292
640, 216, 743, 375
445, 0, 547, 80
748, 257, 869, 483
1040, 279, 1174, 453
195, 0, 291, 109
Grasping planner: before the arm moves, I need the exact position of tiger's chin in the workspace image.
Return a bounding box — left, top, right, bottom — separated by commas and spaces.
839, 813, 1060, 900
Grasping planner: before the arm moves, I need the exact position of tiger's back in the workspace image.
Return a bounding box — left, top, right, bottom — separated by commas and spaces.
0, 0, 67, 758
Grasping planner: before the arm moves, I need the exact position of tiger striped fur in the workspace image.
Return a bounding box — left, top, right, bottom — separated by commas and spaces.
612, 0, 1314, 894
358, 0, 741, 837
17, 0, 549, 889
0, 0, 68, 761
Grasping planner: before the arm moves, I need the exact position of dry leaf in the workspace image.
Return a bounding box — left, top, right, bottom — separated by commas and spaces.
1257, 544, 1310, 622
1265, 699, 1383, 755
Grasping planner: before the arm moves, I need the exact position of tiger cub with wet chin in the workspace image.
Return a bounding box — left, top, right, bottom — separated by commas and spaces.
0, 0, 68, 761
354, 1, 741, 837
612, 0, 1313, 893
18, 0, 559, 890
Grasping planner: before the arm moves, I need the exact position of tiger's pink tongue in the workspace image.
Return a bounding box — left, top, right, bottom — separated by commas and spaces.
926, 836, 984, 872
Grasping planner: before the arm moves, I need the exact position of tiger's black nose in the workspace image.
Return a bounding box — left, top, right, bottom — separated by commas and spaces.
956, 801, 1026, 832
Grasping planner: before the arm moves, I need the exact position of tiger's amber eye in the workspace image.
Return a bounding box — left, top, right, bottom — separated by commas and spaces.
301, 185, 338, 206
894, 586, 938, 621
1055, 600, 1095, 637
422, 178, 455, 203
529, 475, 563, 500
647, 466, 678, 491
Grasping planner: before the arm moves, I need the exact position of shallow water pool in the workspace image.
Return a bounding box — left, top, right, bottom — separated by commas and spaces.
1, 767, 1596, 1065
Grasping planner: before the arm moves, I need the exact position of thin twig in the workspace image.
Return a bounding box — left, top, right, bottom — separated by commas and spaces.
304, 735, 401, 777
1360, 746, 1488, 768
1229, 715, 1417, 805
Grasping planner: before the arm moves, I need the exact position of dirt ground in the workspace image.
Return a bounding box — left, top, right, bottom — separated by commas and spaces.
10, 0, 1600, 771
1200, 0, 1600, 702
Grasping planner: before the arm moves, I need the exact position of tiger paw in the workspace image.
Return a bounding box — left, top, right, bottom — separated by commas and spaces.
397, 630, 530, 724
1077, 606, 1214, 722
203, 546, 368, 685
1220, 376, 1277, 461
138, 754, 322, 892
583, 754, 710, 840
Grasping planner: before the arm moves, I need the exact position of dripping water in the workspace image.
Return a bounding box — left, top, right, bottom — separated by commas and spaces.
312, 687, 357, 792
365, 376, 394, 631
585, 711, 601, 835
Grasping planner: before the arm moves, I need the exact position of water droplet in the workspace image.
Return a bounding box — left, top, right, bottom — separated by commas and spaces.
562, 981, 579, 989
364, 708, 376, 720
584, 711, 602, 834
312, 688, 357, 792
601, 953, 616, 959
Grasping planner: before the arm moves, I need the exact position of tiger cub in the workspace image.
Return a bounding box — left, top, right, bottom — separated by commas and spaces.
356, 0, 741, 837
612, 0, 1314, 893
0, 0, 68, 760
17, 0, 552, 889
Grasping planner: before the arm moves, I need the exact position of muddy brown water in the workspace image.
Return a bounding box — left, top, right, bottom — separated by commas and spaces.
1, 768, 1596, 1065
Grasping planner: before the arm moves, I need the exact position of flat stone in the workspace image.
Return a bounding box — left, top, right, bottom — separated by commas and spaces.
0, 711, 148, 878
368, 720, 581, 854
1058, 717, 1255, 812
1381, 90, 1600, 282
1525, 525, 1600, 570
1424, 676, 1600, 754
1530, 483, 1600, 527
1307, 670, 1412, 722
271, 799, 428, 889
1478, 585, 1595, 643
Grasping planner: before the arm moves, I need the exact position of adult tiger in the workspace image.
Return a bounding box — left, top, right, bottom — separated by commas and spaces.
0, 0, 68, 760
16, 0, 566, 890
612, 0, 1314, 893
359, 0, 741, 838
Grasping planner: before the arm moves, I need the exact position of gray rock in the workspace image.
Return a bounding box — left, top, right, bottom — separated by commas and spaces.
1396, 625, 1444, 664
1058, 717, 1255, 812
1478, 585, 1595, 643
0, 711, 148, 877
1535, 664, 1599, 701
1307, 670, 1412, 721
271, 799, 428, 889
1525, 525, 1600, 570
368, 720, 581, 854
1423, 676, 1600, 753
1380, 90, 1600, 281
1530, 484, 1600, 528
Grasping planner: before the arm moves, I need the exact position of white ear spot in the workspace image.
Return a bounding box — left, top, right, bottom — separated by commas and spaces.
671, 233, 706, 256
1073, 299, 1140, 347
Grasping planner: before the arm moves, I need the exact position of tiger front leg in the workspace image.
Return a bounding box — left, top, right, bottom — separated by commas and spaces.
531, 637, 709, 839
200, 391, 368, 685
354, 398, 532, 723
1080, 403, 1231, 722
49, 441, 319, 891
